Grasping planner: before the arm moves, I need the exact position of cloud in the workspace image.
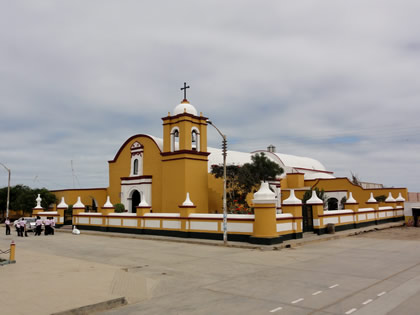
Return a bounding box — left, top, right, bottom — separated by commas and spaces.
1, 0, 420, 192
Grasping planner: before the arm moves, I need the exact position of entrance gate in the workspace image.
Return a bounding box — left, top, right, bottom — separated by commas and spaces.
302, 204, 314, 232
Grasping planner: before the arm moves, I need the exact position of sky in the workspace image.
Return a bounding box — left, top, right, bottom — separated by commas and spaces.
1, 1, 420, 192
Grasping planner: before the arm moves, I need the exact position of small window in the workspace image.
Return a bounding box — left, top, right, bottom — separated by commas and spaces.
133, 159, 139, 175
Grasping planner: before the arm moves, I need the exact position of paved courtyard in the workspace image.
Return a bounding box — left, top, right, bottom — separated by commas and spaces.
1, 226, 420, 314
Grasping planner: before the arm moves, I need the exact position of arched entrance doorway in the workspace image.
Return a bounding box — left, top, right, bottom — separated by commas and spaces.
131, 190, 141, 213
327, 198, 338, 210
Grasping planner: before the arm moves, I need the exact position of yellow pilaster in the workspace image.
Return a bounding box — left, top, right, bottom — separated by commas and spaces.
253, 203, 277, 238
179, 206, 196, 232
136, 206, 151, 216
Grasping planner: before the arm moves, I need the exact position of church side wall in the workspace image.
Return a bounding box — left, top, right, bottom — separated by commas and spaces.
52, 188, 108, 210
309, 178, 407, 208
208, 174, 223, 213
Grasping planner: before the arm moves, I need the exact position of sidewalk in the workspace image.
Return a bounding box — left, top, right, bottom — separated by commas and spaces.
0, 221, 404, 315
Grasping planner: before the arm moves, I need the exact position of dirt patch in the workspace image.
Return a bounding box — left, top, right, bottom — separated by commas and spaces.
355, 226, 420, 240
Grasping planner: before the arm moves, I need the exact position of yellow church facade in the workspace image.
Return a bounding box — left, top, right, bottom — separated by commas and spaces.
41, 96, 407, 244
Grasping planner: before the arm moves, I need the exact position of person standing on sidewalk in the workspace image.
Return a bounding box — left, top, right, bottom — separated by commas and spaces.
5, 217, 11, 235
19, 219, 28, 237
44, 217, 51, 235
50, 217, 55, 235
35, 216, 42, 236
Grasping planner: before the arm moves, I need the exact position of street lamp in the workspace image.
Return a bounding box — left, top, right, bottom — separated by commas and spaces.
0, 162, 11, 219
207, 120, 228, 245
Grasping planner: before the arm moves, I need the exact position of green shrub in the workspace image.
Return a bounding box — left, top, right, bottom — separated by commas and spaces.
114, 203, 125, 213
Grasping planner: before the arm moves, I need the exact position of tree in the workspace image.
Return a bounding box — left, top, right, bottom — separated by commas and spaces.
0, 185, 57, 218
211, 153, 283, 213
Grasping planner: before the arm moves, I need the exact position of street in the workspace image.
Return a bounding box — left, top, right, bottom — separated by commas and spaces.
0, 226, 419, 314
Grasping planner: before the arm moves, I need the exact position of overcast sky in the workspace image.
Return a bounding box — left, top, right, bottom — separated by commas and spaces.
1, 1, 420, 193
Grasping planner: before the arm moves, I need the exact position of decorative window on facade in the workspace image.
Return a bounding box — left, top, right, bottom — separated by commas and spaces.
130, 141, 144, 176
133, 159, 139, 175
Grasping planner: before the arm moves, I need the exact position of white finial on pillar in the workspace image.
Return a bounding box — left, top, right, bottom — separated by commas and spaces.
346, 192, 357, 204
103, 196, 113, 208
396, 193, 405, 202
367, 192, 377, 203
307, 190, 323, 205
57, 197, 68, 208
139, 198, 149, 207
182, 193, 194, 206
385, 192, 396, 202
73, 196, 85, 208
283, 189, 302, 205
35, 194, 42, 209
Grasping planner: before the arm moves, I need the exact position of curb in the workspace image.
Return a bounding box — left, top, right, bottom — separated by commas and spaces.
56, 222, 405, 250
51, 297, 127, 315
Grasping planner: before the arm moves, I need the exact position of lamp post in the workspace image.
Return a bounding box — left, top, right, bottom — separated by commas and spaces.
207, 120, 228, 245
0, 162, 11, 219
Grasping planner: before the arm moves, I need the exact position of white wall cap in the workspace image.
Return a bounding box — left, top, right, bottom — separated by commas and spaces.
103, 196, 113, 208
173, 100, 198, 116
367, 192, 377, 203
73, 196, 85, 208
307, 190, 323, 205
283, 189, 302, 205
385, 192, 396, 202
276, 213, 293, 219
326, 209, 354, 214
182, 192, 194, 206
57, 197, 68, 208
396, 193, 405, 202
379, 206, 393, 210
253, 181, 277, 204
358, 207, 374, 212
143, 213, 180, 217
346, 192, 357, 204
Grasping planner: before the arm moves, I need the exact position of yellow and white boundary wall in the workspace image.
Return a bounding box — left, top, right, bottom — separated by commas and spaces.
309, 191, 405, 234
36, 180, 406, 244
66, 183, 303, 245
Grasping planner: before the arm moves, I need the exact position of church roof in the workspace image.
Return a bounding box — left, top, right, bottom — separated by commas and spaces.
173, 99, 198, 116
207, 148, 334, 180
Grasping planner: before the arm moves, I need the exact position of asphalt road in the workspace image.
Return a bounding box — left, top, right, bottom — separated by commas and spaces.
1, 227, 419, 315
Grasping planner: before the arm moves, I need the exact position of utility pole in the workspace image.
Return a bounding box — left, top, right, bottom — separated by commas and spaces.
207, 120, 228, 245
0, 163, 11, 219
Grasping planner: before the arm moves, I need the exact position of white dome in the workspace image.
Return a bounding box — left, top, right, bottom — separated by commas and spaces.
173, 100, 198, 116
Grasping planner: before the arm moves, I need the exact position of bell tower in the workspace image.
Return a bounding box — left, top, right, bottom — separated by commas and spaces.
161, 83, 209, 212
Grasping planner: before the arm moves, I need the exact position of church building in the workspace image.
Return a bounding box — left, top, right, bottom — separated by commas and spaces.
44, 86, 407, 243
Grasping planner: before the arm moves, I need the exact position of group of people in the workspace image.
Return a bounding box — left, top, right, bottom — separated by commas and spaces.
3, 216, 56, 237
35, 216, 55, 236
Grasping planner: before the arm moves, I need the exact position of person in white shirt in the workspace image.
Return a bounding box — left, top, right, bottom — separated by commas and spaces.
35, 216, 42, 236
5, 217, 10, 235
44, 218, 51, 235
19, 219, 28, 237
50, 217, 55, 235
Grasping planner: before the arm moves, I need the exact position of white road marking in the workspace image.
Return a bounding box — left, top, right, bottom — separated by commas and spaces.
377, 291, 386, 297
312, 290, 323, 296
291, 298, 304, 304
362, 299, 373, 305
345, 308, 357, 314
269, 306, 283, 312
329, 284, 339, 289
